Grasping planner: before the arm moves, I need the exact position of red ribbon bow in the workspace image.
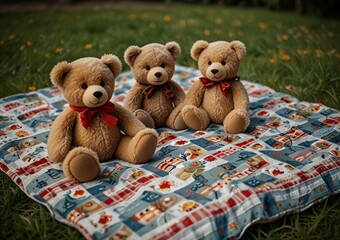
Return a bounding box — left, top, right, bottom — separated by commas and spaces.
69, 101, 118, 129
143, 82, 175, 100
199, 76, 240, 96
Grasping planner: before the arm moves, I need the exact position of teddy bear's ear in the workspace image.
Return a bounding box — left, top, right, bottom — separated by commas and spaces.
101, 54, 122, 78
165, 41, 181, 60
230, 41, 246, 60
50, 61, 72, 88
124, 46, 142, 66
190, 40, 209, 61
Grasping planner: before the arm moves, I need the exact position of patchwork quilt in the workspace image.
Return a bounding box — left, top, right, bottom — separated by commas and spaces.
1, 65, 339, 240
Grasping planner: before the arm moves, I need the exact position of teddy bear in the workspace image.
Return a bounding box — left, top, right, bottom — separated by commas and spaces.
123, 42, 187, 130
47, 54, 158, 182
181, 40, 250, 134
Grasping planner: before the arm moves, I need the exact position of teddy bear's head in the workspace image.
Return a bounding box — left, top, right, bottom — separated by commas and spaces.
191, 40, 246, 82
50, 54, 122, 108
124, 42, 181, 85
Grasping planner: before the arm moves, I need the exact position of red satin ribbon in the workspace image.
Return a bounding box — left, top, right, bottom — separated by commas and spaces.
199, 76, 240, 96
69, 101, 118, 129
143, 82, 175, 100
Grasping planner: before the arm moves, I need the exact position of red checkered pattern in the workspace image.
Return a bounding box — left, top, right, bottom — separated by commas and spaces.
151, 189, 254, 240
104, 174, 159, 206
15, 157, 49, 176
39, 179, 78, 201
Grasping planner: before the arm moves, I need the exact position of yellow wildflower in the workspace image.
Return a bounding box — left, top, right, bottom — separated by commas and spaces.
315, 49, 324, 58
285, 84, 292, 90
281, 34, 289, 41
149, 22, 156, 28
8, 34, 16, 40
258, 22, 267, 31
215, 17, 223, 24
299, 25, 308, 34
28, 86, 37, 92
280, 54, 291, 61
204, 29, 210, 36
279, 50, 291, 61
55, 47, 63, 54
84, 44, 93, 49
327, 32, 334, 38
296, 49, 308, 56
269, 58, 277, 64
232, 19, 241, 27
26, 40, 32, 47
178, 20, 186, 28
214, 29, 222, 36
44, 53, 50, 59
128, 14, 136, 21
328, 49, 337, 55
163, 15, 171, 22
187, 19, 196, 26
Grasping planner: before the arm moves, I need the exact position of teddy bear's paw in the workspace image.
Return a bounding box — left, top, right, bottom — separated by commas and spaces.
182, 105, 210, 130
63, 147, 100, 182
134, 109, 155, 128
223, 109, 250, 134
131, 128, 158, 164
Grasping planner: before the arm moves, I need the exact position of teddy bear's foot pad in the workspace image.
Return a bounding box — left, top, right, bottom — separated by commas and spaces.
182, 105, 210, 130
63, 148, 100, 182
173, 113, 187, 130
224, 109, 250, 134
133, 130, 158, 164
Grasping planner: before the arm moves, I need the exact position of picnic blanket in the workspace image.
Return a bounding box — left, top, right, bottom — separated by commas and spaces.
1, 65, 339, 240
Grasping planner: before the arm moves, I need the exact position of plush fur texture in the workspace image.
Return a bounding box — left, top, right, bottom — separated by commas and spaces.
47, 55, 158, 182
124, 42, 187, 130
182, 40, 250, 134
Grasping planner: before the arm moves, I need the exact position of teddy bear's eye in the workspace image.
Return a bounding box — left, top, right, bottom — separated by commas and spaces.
100, 81, 105, 87
146, 65, 151, 70
81, 84, 88, 89
208, 61, 212, 65
161, 63, 166, 68
221, 60, 226, 66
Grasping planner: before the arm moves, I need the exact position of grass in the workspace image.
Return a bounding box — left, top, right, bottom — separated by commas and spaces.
0, 2, 339, 239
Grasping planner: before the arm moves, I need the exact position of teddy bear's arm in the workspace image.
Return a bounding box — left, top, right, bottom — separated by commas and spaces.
47, 108, 77, 163
114, 103, 146, 136
183, 80, 205, 106
231, 81, 249, 110
124, 84, 145, 112
169, 80, 186, 106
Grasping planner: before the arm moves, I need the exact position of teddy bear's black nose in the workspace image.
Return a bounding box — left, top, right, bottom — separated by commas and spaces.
93, 91, 103, 99
211, 69, 219, 74
155, 72, 162, 78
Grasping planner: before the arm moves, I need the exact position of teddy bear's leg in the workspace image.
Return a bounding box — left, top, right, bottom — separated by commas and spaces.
182, 105, 210, 130
62, 147, 100, 182
115, 128, 158, 164
223, 109, 250, 134
134, 109, 155, 129
166, 103, 187, 130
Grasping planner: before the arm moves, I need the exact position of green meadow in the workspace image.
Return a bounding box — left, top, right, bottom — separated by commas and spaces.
0, 2, 339, 239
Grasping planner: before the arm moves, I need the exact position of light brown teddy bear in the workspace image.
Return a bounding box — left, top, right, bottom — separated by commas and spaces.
182, 40, 250, 134
47, 54, 158, 182
123, 42, 187, 130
